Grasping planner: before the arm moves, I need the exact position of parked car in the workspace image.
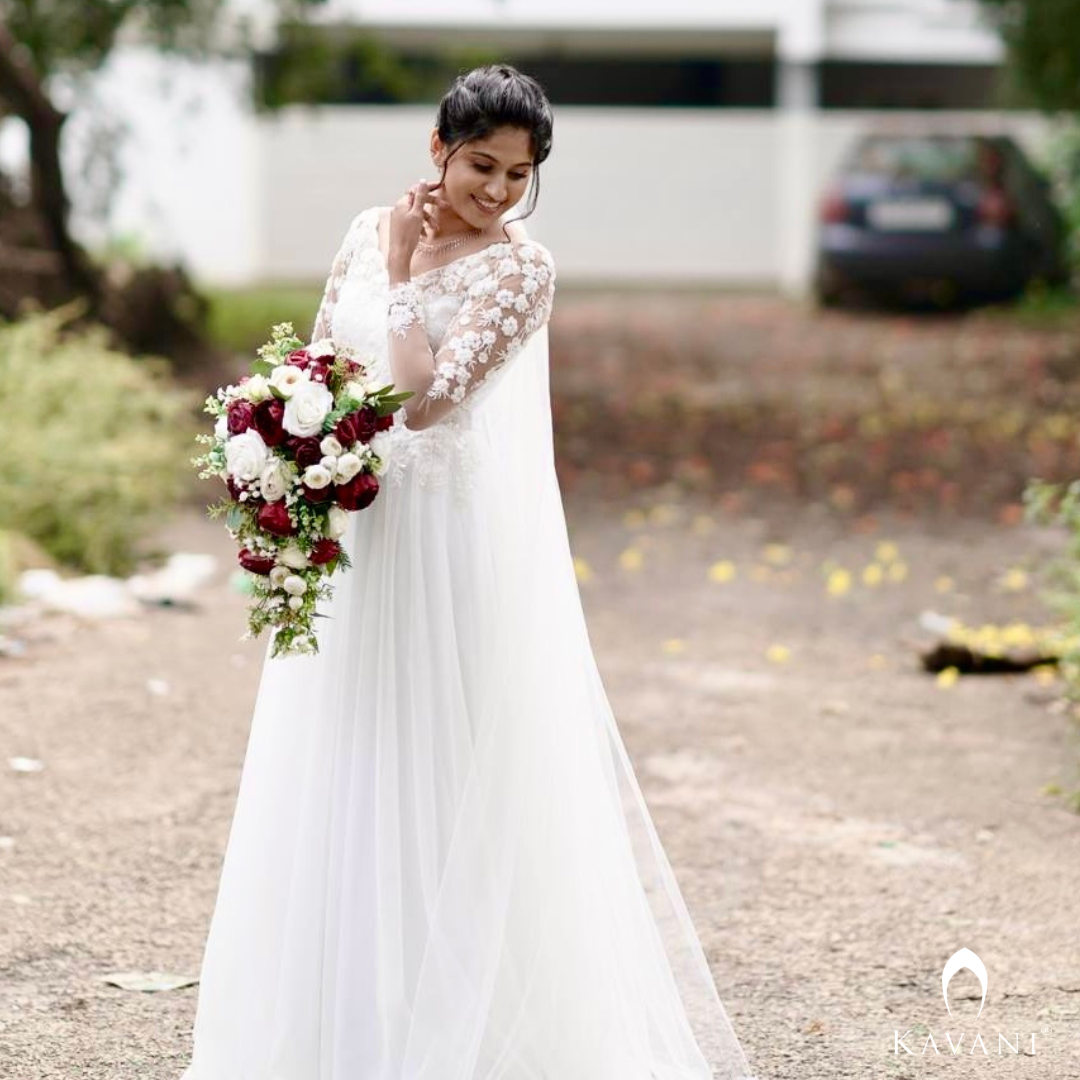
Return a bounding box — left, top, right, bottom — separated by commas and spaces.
813, 132, 1070, 306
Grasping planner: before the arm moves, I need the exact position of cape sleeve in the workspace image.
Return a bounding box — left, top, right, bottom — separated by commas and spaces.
388, 240, 556, 430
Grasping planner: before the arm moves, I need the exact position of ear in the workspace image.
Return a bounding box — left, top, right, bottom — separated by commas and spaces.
430, 128, 442, 166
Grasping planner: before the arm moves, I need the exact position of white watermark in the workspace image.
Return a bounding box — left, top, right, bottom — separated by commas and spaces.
891, 948, 1045, 1058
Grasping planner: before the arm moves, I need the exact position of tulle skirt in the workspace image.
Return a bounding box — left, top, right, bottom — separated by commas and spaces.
180, 330, 757, 1080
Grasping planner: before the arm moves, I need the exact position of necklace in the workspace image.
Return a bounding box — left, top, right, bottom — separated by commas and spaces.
415, 227, 483, 256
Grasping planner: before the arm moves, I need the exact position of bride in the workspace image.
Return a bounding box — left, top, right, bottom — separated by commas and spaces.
181, 64, 758, 1080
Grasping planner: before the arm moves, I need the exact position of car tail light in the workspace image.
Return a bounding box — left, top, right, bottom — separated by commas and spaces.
976, 188, 1016, 228
820, 188, 853, 224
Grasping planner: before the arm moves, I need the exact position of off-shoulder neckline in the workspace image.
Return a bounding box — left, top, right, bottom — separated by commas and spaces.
364, 205, 543, 282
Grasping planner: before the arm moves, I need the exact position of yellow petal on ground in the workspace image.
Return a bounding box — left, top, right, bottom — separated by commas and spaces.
826, 568, 852, 597
692, 515, 716, 535
1032, 664, 1057, 685
1001, 622, 1035, 649
1000, 567, 1029, 592
573, 557, 593, 583
618, 547, 644, 571
862, 563, 884, 587
762, 543, 792, 566
648, 503, 679, 526
765, 643, 791, 664
867, 654, 888, 669
936, 666, 960, 688
886, 561, 908, 583
622, 508, 647, 530
935, 575, 955, 593
708, 560, 737, 584
875, 541, 899, 564
661, 638, 685, 655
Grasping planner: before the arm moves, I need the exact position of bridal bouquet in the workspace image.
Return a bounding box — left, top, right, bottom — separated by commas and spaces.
193, 322, 411, 657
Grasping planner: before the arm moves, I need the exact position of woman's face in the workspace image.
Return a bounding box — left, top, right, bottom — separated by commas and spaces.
430, 125, 535, 230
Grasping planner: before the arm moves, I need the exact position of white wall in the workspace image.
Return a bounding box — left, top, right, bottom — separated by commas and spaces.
265, 106, 780, 289
60, 47, 261, 286
264, 106, 1056, 294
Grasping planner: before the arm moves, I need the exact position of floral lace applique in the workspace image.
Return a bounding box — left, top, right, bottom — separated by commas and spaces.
310, 208, 373, 343
403, 240, 556, 430
310, 209, 555, 503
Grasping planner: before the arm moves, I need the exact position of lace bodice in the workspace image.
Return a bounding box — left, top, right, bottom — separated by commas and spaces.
309, 206, 556, 500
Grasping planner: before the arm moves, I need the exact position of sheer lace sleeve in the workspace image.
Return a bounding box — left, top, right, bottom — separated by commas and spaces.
387, 240, 556, 430
310, 209, 369, 342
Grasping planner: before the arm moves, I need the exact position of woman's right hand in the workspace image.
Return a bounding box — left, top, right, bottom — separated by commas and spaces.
388, 181, 434, 280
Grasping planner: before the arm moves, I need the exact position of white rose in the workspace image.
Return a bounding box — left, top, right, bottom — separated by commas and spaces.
258, 459, 290, 502
278, 543, 309, 570
335, 452, 363, 483
269, 364, 305, 398
320, 455, 338, 473
282, 574, 306, 596
302, 463, 333, 489
224, 429, 269, 481
243, 373, 272, 402
343, 378, 368, 401
269, 566, 290, 589
307, 338, 336, 360
288, 595, 305, 611
283, 380, 333, 437
370, 430, 392, 460
320, 435, 344, 458
327, 506, 350, 540
214, 414, 228, 439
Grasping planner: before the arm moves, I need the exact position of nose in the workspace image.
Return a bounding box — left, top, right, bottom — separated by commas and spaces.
484, 178, 507, 202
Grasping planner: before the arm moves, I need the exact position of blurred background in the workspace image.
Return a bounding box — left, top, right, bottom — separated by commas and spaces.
6, 3, 1080, 664
7, 6, 1080, 1076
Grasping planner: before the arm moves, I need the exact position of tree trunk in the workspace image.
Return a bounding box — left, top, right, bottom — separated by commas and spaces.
0, 25, 103, 309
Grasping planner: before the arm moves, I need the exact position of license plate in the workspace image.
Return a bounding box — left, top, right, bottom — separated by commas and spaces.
866, 199, 955, 231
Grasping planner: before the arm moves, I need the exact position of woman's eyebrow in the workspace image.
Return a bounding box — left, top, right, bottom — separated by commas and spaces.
470, 150, 533, 168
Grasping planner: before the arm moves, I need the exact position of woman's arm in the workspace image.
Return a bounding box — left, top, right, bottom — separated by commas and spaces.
386, 240, 556, 431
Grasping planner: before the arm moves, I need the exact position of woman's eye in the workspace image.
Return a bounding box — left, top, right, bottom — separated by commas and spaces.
473, 163, 529, 182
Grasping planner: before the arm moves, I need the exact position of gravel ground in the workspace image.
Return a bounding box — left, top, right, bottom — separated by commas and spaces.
1, 491, 1079, 1079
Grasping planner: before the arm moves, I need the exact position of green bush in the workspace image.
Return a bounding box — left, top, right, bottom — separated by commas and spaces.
0, 304, 197, 577
204, 285, 322, 356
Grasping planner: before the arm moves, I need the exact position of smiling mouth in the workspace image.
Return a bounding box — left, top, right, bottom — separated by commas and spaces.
473, 196, 503, 213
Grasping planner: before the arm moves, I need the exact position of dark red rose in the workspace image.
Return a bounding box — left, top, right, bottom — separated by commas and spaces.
237, 548, 275, 575
309, 538, 341, 565
333, 413, 358, 446
227, 400, 256, 435
353, 406, 378, 444
285, 348, 312, 368
253, 398, 286, 446
225, 475, 244, 501
375, 411, 394, 431
336, 471, 379, 511
301, 481, 334, 504
290, 436, 324, 470
306, 360, 331, 385
256, 500, 296, 537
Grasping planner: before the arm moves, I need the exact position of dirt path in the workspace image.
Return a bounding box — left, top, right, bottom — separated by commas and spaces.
1, 493, 1079, 1079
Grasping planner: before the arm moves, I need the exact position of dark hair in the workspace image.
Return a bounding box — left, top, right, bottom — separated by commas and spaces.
431, 64, 554, 240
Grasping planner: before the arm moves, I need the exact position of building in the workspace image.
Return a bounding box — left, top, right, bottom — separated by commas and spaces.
16, 0, 1048, 292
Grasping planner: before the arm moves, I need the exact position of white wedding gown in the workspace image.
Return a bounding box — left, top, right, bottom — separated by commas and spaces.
180, 206, 758, 1080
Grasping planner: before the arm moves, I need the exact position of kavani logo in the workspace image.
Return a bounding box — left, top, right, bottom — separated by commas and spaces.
942, 947, 987, 1020
892, 948, 1045, 1058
